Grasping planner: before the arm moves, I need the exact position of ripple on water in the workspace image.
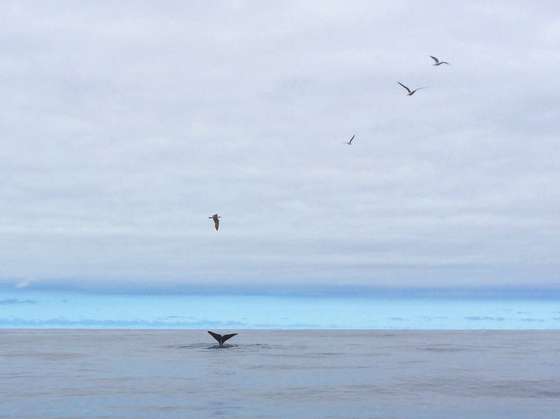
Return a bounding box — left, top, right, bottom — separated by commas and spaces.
166, 343, 278, 352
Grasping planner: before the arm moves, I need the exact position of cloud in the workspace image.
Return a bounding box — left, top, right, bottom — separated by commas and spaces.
0, 1, 559, 290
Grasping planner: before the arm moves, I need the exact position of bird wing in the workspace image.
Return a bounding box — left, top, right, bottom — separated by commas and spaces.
398, 82, 412, 93
348, 135, 355, 144
208, 331, 223, 342
430, 55, 439, 64
221, 333, 238, 343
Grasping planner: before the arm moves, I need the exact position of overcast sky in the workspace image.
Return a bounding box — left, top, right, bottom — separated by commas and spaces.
0, 1, 559, 291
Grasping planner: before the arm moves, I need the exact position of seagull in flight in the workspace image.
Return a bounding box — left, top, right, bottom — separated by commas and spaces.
346, 134, 356, 145
397, 82, 425, 96
430, 55, 450, 66
209, 213, 220, 231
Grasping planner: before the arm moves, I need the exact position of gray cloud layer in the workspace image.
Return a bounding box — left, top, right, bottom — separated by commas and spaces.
0, 1, 559, 289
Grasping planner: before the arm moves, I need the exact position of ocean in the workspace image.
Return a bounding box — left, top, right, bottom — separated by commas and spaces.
1, 330, 559, 418
1, 289, 560, 329
2, 290, 560, 417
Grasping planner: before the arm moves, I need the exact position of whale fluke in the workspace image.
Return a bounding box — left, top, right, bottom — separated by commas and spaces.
208, 331, 238, 347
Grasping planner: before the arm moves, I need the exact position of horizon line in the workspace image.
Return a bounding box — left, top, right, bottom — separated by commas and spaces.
2, 281, 560, 299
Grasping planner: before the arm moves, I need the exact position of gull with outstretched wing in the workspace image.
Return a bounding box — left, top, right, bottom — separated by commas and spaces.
209, 214, 220, 231
346, 134, 356, 145
430, 55, 450, 66
398, 81, 425, 96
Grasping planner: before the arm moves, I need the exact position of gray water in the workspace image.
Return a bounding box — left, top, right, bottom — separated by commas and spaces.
1, 330, 559, 418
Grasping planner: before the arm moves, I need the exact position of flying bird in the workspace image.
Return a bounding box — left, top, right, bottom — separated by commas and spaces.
430, 55, 450, 66
346, 134, 356, 145
208, 331, 238, 347
209, 213, 220, 231
397, 82, 425, 96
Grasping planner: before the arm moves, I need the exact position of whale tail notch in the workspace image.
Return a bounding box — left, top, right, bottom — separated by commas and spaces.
208, 331, 238, 347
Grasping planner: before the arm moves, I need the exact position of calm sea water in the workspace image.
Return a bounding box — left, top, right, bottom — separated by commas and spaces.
1, 330, 559, 418
1, 289, 560, 329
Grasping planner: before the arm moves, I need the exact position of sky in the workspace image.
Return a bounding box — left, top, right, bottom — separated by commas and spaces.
0, 1, 559, 292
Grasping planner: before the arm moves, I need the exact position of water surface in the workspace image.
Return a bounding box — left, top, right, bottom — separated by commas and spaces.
1, 330, 559, 418
1, 290, 560, 329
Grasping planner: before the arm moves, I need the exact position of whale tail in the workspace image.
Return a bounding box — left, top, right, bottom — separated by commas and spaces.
208, 331, 238, 347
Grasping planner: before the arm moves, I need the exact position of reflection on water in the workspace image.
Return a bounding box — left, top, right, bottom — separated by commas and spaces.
1, 330, 560, 418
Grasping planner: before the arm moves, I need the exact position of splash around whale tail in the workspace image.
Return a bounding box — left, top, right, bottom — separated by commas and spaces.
208, 331, 238, 347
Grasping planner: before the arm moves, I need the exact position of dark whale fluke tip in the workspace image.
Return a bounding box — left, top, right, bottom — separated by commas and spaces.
208, 331, 238, 347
